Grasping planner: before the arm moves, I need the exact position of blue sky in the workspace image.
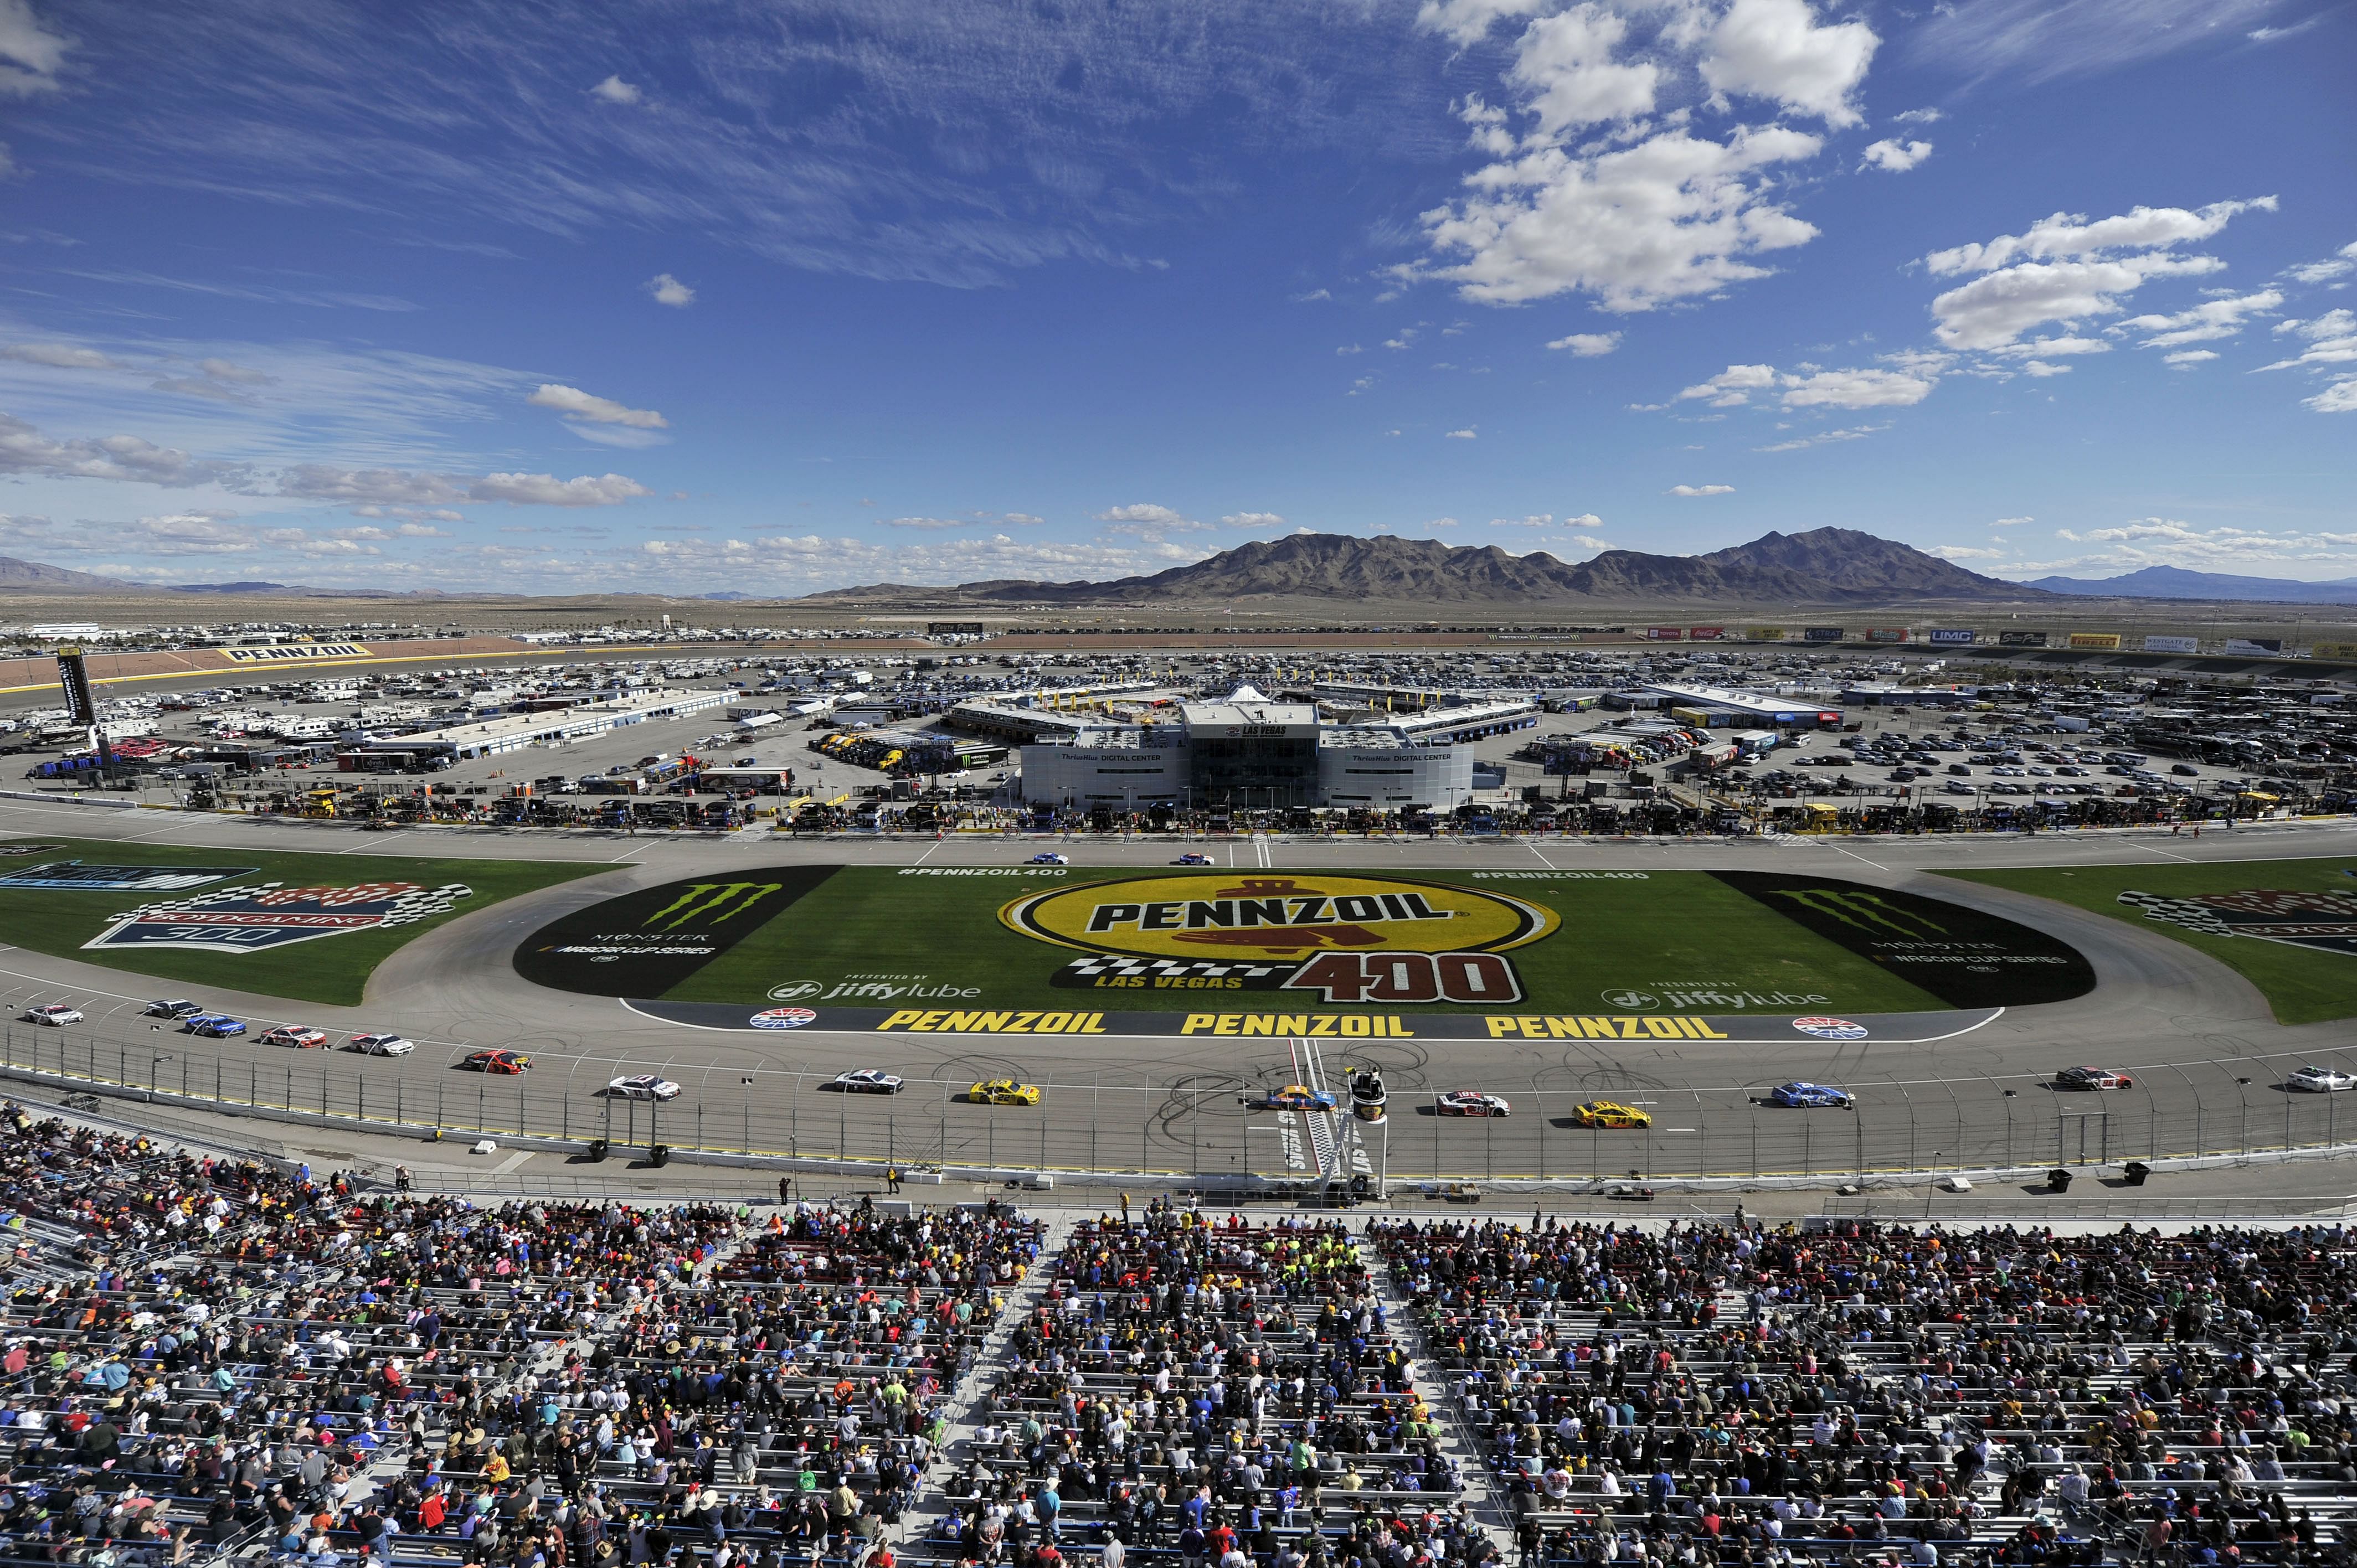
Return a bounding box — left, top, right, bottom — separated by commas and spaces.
0, 0, 2350, 595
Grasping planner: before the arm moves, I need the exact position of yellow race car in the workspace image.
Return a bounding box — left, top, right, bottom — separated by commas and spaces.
967, 1078, 1043, 1106
1569, 1100, 1653, 1129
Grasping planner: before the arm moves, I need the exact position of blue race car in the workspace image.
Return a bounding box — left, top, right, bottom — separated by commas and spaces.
1769, 1081, 1853, 1108
183, 1014, 249, 1038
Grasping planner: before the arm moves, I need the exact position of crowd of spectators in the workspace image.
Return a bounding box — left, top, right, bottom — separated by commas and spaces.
1369, 1216, 2357, 1568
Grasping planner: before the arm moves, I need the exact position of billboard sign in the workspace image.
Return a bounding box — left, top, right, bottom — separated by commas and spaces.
1686, 627, 1726, 642
1865, 627, 1911, 644
2223, 637, 2284, 657
1927, 629, 1978, 646
2066, 632, 2122, 651
1998, 631, 2049, 648
1746, 626, 1787, 642
1804, 626, 1846, 643
1645, 627, 1685, 641
2143, 635, 2200, 654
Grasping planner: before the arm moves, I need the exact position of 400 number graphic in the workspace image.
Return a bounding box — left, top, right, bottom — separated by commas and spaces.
1281, 951, 1522, 1004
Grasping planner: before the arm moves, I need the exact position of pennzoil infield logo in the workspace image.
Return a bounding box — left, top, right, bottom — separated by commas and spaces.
1003, 873, 1556, 1005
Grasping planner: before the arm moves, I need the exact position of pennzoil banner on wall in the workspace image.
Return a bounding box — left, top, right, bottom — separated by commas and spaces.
220, 642, 372, 665
519, 863, 2098, 1031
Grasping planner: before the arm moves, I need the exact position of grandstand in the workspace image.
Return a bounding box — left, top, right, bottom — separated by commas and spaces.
8, 1098, 2355, 1568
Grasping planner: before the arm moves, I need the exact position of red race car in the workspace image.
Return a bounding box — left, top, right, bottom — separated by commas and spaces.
466, 1049, 532, 1075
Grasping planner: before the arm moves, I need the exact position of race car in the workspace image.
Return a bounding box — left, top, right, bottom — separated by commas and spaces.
1437, 1090, 1511, 1118
22, 1003, 83, 1027
183, 1014, 248, 1038
1569, 1100, 1653, 1129
348, 1033, 415, 1056
466, 1049, 532, 1075
2288, 1065, 2357, 1094
143, 999, 202, 1019
260, 1025, 330, 1049
1257, 1084, 1339, 1112
1769, 1081, 1854, 1108
967, 1078, 1042, 1106
606, 1074, 681, 1101
1027, 852, 1070, 865
1172, 852, 1213, 865
2053, 1065, 2133, 1091
828, 1069, 904, 1095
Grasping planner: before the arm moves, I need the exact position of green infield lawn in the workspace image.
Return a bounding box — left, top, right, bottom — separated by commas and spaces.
666, 867, 1953, 1014
1942, 857, 2357, 1025
0, 836, 603, 1005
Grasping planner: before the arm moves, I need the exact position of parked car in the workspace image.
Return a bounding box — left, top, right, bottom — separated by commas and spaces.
1769, 1081, 1854, 1108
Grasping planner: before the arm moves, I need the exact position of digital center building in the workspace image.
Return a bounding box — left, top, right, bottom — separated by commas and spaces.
1001, 685, 1535, 813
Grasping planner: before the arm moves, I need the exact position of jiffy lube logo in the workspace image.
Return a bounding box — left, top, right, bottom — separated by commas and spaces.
1005, 873, 1556, 1005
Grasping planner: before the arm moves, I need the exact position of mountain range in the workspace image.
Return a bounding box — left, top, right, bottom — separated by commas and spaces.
2025, 565, 2357, 606
801, 528, 2051, 606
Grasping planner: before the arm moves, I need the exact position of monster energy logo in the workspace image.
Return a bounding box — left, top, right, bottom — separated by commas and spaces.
641, 883, 783, 931
1771, 888, 1948, 940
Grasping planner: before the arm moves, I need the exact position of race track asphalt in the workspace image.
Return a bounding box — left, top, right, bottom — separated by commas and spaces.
3, 793, 2353, 1188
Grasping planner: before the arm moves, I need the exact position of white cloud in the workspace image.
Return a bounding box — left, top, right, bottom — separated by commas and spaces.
1095, 503, 1193, 526
1927, 198, 2272, 276
279, 465, 467, 507
1994, 515, 2032, 528
590, 75, 642, 105
1891, 106, 1942, 125
876, 517, 977, 531
1753, 423, 1883, 451
1699, 0, 1879, 127
1292, 288, 1333, 302
1547, 332, 1621, 356
1221, 512, 1286, 529
2248, 17, 2324, 42
2164, 349, 2219, 367
2117, 287, 2281, 348
2024, 517, 2357, 571
1931, 252, 2231, 350
645, 272, 696, 307
1508, 4, 1661, 136
527, 383, 668, 429
470, 471, 652, 507
1913, 0, 2292, 85
2284, 242, 2357, 285
1989, 335, 2109, 357
1336, 344, 1363, 355
2, 342, 117, 370
0, 0, 69, 97
2020, 359, 2071, 376
0, 411, 242, 488
1859, 138, 1932, 173
2307, 380, 2357, 413
1778, 367, 1935, 408
1445, 427, 1478, 439
1668, 483, 1734, 496
1489, 514, 1556, 527
1928, 545, 2005, 560
1678, 363, 1780, 406
1416, 0, 1548, 48
1678, 360, 1932, 409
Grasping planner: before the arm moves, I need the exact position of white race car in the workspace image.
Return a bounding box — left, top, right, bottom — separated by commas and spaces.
347, 1033, 416, 1056
2287, 1065, 2357, 1094
1436, 1090, 1511, 1118
23, 1004, 81, 1027
828, 1069, 904, 1095
608, 1074, 682, 1101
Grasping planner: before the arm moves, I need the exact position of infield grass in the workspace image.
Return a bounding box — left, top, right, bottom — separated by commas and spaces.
0, 836, 602, 1006
667, 866, 1951, 1014
1941, 857, 2357, 1025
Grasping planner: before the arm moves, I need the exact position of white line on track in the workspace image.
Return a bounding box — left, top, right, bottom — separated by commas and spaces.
1525, 839, 1558, 870
1826, 842, 1891, 873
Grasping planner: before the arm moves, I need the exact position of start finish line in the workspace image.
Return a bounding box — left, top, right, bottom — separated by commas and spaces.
622, 998, 2004, 1044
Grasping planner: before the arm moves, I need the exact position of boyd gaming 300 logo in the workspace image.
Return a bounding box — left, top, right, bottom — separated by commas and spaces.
2120, 888, 2357, 957
84, 880, 472, 955
1003, 872, 1557, 1004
